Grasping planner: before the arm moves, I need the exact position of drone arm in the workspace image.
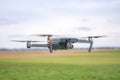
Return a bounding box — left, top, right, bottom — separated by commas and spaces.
77, 39, 90, 43
31, 44, 48, 47
31, 43, 53, 53
68, 38, 89, 43
77, 36, 105, 52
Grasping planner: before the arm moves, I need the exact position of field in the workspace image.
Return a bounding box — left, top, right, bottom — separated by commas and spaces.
0, 49, 120, 80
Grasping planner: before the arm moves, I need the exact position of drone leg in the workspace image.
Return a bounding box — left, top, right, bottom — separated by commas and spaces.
49, 43, 53, 53
27, 41, 31, 48
88, 42, 93, 52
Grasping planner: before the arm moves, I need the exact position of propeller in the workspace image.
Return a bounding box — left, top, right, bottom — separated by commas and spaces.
31, 34, 63, 37
81, 35, 106, 38
11, 40, 44, 43
88, 36, 106, 38
33, 34, 53, 37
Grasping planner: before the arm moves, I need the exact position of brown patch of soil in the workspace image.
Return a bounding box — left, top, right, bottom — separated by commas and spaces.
0, 50, 88, 58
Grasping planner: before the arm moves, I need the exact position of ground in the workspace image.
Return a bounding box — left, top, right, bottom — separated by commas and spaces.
0, 49, 120, 80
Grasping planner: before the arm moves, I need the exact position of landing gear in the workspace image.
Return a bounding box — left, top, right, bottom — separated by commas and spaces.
27, 41, 31, 48
48, 43, 53, 53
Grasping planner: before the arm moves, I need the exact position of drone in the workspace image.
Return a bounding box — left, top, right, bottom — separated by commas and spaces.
12, 34, 105, 53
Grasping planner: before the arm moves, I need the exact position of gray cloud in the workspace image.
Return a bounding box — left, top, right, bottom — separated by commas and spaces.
81, 19, 88, 22
77, 26, 91, 31
0, 18, 18, 25
107, 19, 112, 23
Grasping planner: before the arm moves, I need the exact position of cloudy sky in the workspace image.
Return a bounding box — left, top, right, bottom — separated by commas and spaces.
0, 0, 120, 48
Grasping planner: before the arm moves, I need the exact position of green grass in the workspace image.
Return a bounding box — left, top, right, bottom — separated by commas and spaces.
0, 49, 120, 80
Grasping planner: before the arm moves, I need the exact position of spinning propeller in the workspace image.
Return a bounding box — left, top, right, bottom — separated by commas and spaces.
11, 40, 43, 42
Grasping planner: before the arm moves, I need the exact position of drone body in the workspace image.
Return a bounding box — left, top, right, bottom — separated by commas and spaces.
12, 34, 105, 53
27, 38, 77, 53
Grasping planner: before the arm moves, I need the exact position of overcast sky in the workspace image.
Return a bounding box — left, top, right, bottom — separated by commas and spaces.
0, 0, 120, 48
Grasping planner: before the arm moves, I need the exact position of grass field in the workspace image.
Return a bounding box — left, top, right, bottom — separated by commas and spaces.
0, 49, 120, 80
